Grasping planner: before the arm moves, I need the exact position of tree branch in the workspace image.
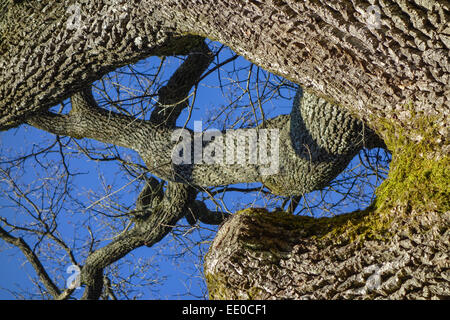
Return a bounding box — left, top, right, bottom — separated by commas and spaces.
185, 200, 231, 226
0, 226, 61, 299
1, 0, 447, 143
79, 182, 197, 299
150, 41, 214, 126
27, 86, 385, 196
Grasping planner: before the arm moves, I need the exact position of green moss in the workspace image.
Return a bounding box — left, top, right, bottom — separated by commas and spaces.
247, 286, 263, 299
205, 272, 229, 300
237, 205, 389, 244
205, 271, 263, 300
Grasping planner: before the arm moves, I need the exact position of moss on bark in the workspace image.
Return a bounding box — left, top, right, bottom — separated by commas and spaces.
205, 110, 449, 300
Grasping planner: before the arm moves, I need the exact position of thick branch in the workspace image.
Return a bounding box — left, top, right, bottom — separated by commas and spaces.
185, 200, 231, 226
1, 0, 448, 144
150, 41, 214, 126
26, 89, 153, 152
0, 0, 203, 129
27, 87, 385, 196
205, 206, 450, 299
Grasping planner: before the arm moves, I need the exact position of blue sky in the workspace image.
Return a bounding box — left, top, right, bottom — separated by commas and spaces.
0, 42, 389, 299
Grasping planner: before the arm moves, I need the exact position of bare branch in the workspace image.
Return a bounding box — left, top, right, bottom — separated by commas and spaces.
0, 226, 61, 299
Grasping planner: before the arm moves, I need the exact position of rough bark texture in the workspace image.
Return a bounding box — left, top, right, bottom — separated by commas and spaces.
1, 0, 449, 300
26, 87, 384, 196
175, 0, 449, 136
205, 207, 449, 299
0, 0, 202, 128
1, 0, 449, 140
205, 116, 450, 299
0, 39, 225, 300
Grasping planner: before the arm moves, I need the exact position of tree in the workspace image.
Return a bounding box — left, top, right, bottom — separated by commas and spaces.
0, 0, 448, 299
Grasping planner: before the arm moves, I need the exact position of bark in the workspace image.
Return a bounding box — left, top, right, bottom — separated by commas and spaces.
0, 37, 223, 299
205, 207, 449, 299
204, 104, 449, 299
26, 86, 384, 196
1, 0, 449, 139
80, 181, 197, 299
1, 0, 449, 300
0, 0, 202, 129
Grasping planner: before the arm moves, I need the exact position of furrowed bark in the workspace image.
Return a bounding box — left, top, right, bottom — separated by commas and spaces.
24, 34, 386, 197
2, 42, 226, 299
204, 110, 449, 300
205, 207, 450, 299
0, 0, 202, 129
27, 87, 384, 197
1, 0, 449, 300
1, 0, 448, 148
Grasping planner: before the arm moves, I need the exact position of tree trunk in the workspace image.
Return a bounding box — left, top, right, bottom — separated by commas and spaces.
205, 205, 449, 299
1, 1, 448, 135
205, 120, 450, 299
1, 0, 448, 299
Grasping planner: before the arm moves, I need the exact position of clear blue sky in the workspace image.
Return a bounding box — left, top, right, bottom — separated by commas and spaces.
0, 42, 388, 299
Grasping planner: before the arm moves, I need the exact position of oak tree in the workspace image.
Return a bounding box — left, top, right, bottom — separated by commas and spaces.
0, 0, 448, 299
